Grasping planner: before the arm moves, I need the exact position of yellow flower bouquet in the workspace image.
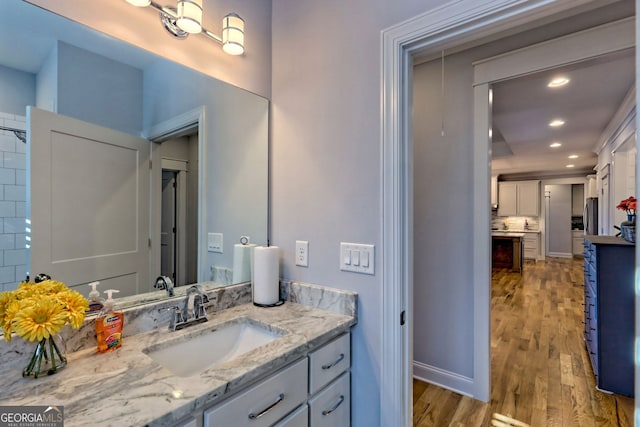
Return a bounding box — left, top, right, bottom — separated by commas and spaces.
0, 280, 89, 378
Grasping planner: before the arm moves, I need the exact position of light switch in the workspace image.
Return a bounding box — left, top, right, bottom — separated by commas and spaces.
352, 250, 360, 266
339, 242, 374, 274
207, 232, 223, 253
361, 251, 369, 268
343, 248, 351, 265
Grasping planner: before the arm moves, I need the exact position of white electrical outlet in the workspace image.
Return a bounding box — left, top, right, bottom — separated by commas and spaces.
296, 240, 309, 267
340, 242, 374, 274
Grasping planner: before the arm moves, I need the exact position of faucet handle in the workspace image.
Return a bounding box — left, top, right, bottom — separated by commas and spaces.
162, 306, 185, 331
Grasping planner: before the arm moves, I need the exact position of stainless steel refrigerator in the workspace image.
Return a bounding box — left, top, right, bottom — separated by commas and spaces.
584, 197, 598, 235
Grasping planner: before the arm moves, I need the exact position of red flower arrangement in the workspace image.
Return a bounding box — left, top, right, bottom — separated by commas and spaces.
616, 196, 637, 216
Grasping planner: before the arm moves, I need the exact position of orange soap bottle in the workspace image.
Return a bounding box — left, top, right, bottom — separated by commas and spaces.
96, 289, 124, 353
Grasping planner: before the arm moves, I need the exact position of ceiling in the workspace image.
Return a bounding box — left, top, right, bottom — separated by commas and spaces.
491, 48, 635, 179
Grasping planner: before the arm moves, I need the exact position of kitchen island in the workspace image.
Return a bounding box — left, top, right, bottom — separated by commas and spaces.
492, 232, 524, 272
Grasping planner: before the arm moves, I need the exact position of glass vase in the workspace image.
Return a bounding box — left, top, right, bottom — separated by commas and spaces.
22, 335, 67, 378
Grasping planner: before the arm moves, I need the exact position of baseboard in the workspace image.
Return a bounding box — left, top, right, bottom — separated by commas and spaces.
413, 360, 475, 398
547, 252, 573, 258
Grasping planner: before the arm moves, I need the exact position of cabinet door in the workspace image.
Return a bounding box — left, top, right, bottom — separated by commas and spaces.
497, 182, 517, 216
517, 181, 540, 216
309, 333, 350, 395
274, 405, 308, 427
523, 234, 538, 260
309, 372, 350, 427
203, 359, 308, 427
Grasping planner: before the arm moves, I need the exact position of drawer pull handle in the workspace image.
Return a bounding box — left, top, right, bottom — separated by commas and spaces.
322, 395, 345, 416
322, 353, 345, 370
248, 393, 284, 420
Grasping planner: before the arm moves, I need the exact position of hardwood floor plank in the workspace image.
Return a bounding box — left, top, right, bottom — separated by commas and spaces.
412, 258, 634, 426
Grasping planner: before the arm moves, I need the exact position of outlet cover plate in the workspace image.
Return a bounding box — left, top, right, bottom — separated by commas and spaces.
295, 240, 309, 267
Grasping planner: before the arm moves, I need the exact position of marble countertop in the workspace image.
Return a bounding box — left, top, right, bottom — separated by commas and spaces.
0, 301, 356, 426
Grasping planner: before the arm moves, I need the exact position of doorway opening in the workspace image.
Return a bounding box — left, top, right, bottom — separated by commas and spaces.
381, 1, 636, 424
155, 132, 199, 287
147, 106, 206, 287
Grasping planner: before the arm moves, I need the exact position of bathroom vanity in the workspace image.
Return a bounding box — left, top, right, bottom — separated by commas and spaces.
0, 282, 357, 426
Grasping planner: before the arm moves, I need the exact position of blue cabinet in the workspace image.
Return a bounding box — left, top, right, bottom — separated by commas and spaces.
583, 236, 634, 397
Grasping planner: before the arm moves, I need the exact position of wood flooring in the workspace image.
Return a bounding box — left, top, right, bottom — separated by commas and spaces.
413, 258, 635, 426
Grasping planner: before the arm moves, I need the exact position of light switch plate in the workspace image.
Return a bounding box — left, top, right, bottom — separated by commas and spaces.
207, 232, 223, 253
340, 242, 374, 274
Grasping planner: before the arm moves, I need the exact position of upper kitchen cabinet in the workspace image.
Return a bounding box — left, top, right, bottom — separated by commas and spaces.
498, 180, 540, 217
491, 175, 499, 208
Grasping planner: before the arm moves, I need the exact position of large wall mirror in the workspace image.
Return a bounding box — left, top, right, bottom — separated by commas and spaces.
0, 0, 268, 304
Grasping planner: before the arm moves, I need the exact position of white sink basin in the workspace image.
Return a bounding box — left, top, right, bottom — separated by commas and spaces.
144, 319, 284, 377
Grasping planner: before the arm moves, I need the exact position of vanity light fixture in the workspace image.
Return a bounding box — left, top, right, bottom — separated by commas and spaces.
549, 118, 565, 128
176, 0, 202, 34
549, 142, 562, 148
124, 0, 245, 55
547, 76, 570, 88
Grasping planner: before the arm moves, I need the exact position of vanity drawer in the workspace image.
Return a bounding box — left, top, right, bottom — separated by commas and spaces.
273, 404, 308, 427
309, 333, 350, 394
308, 372, 350, 427
203, 358, 308, 427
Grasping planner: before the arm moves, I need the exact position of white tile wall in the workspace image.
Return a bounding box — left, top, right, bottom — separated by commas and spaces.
0, 112, 27, 291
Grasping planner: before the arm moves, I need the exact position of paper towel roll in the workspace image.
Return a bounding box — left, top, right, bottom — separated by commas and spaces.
232, 243, 256, 283
252, 246, 280, 306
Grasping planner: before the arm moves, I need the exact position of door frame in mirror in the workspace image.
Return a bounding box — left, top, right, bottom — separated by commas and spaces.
147, 106, 207, 285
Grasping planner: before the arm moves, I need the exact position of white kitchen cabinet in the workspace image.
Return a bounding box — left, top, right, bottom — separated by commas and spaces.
497, 181, 540, 217
491, 175, 498, 208
497, 182, 517, 216
523, 233, 539, 260
572, 230, 584, 255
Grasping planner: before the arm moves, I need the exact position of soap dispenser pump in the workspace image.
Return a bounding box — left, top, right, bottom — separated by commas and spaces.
96, 289, 124, 353
86, 281, 104, 314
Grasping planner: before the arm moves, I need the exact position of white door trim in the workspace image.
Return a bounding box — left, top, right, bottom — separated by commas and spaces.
380, 0, 613, 424
147, 106, 207, 283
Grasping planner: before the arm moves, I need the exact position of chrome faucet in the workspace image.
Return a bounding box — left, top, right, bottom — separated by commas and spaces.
167, 285, 210, 331
186, 284, 209, 321
154, 276, 174, 297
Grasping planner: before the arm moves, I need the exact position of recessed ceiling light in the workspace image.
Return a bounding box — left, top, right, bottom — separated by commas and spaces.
550, 142, 562, 148
548, 76, 570, 88
549, 119, 565, 127
568, 154, 578, 159
566, 164, 575, 168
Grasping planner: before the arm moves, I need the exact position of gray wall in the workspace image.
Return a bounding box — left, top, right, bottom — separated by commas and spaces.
546, 184, 572, 254
0, 65, 35, 115
271, 1, 459, 425
57, 42, 143, 135
413, 53, 475, 377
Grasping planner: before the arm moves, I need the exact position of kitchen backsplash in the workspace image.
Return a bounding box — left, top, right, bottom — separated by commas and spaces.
491, 214, 539, 231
